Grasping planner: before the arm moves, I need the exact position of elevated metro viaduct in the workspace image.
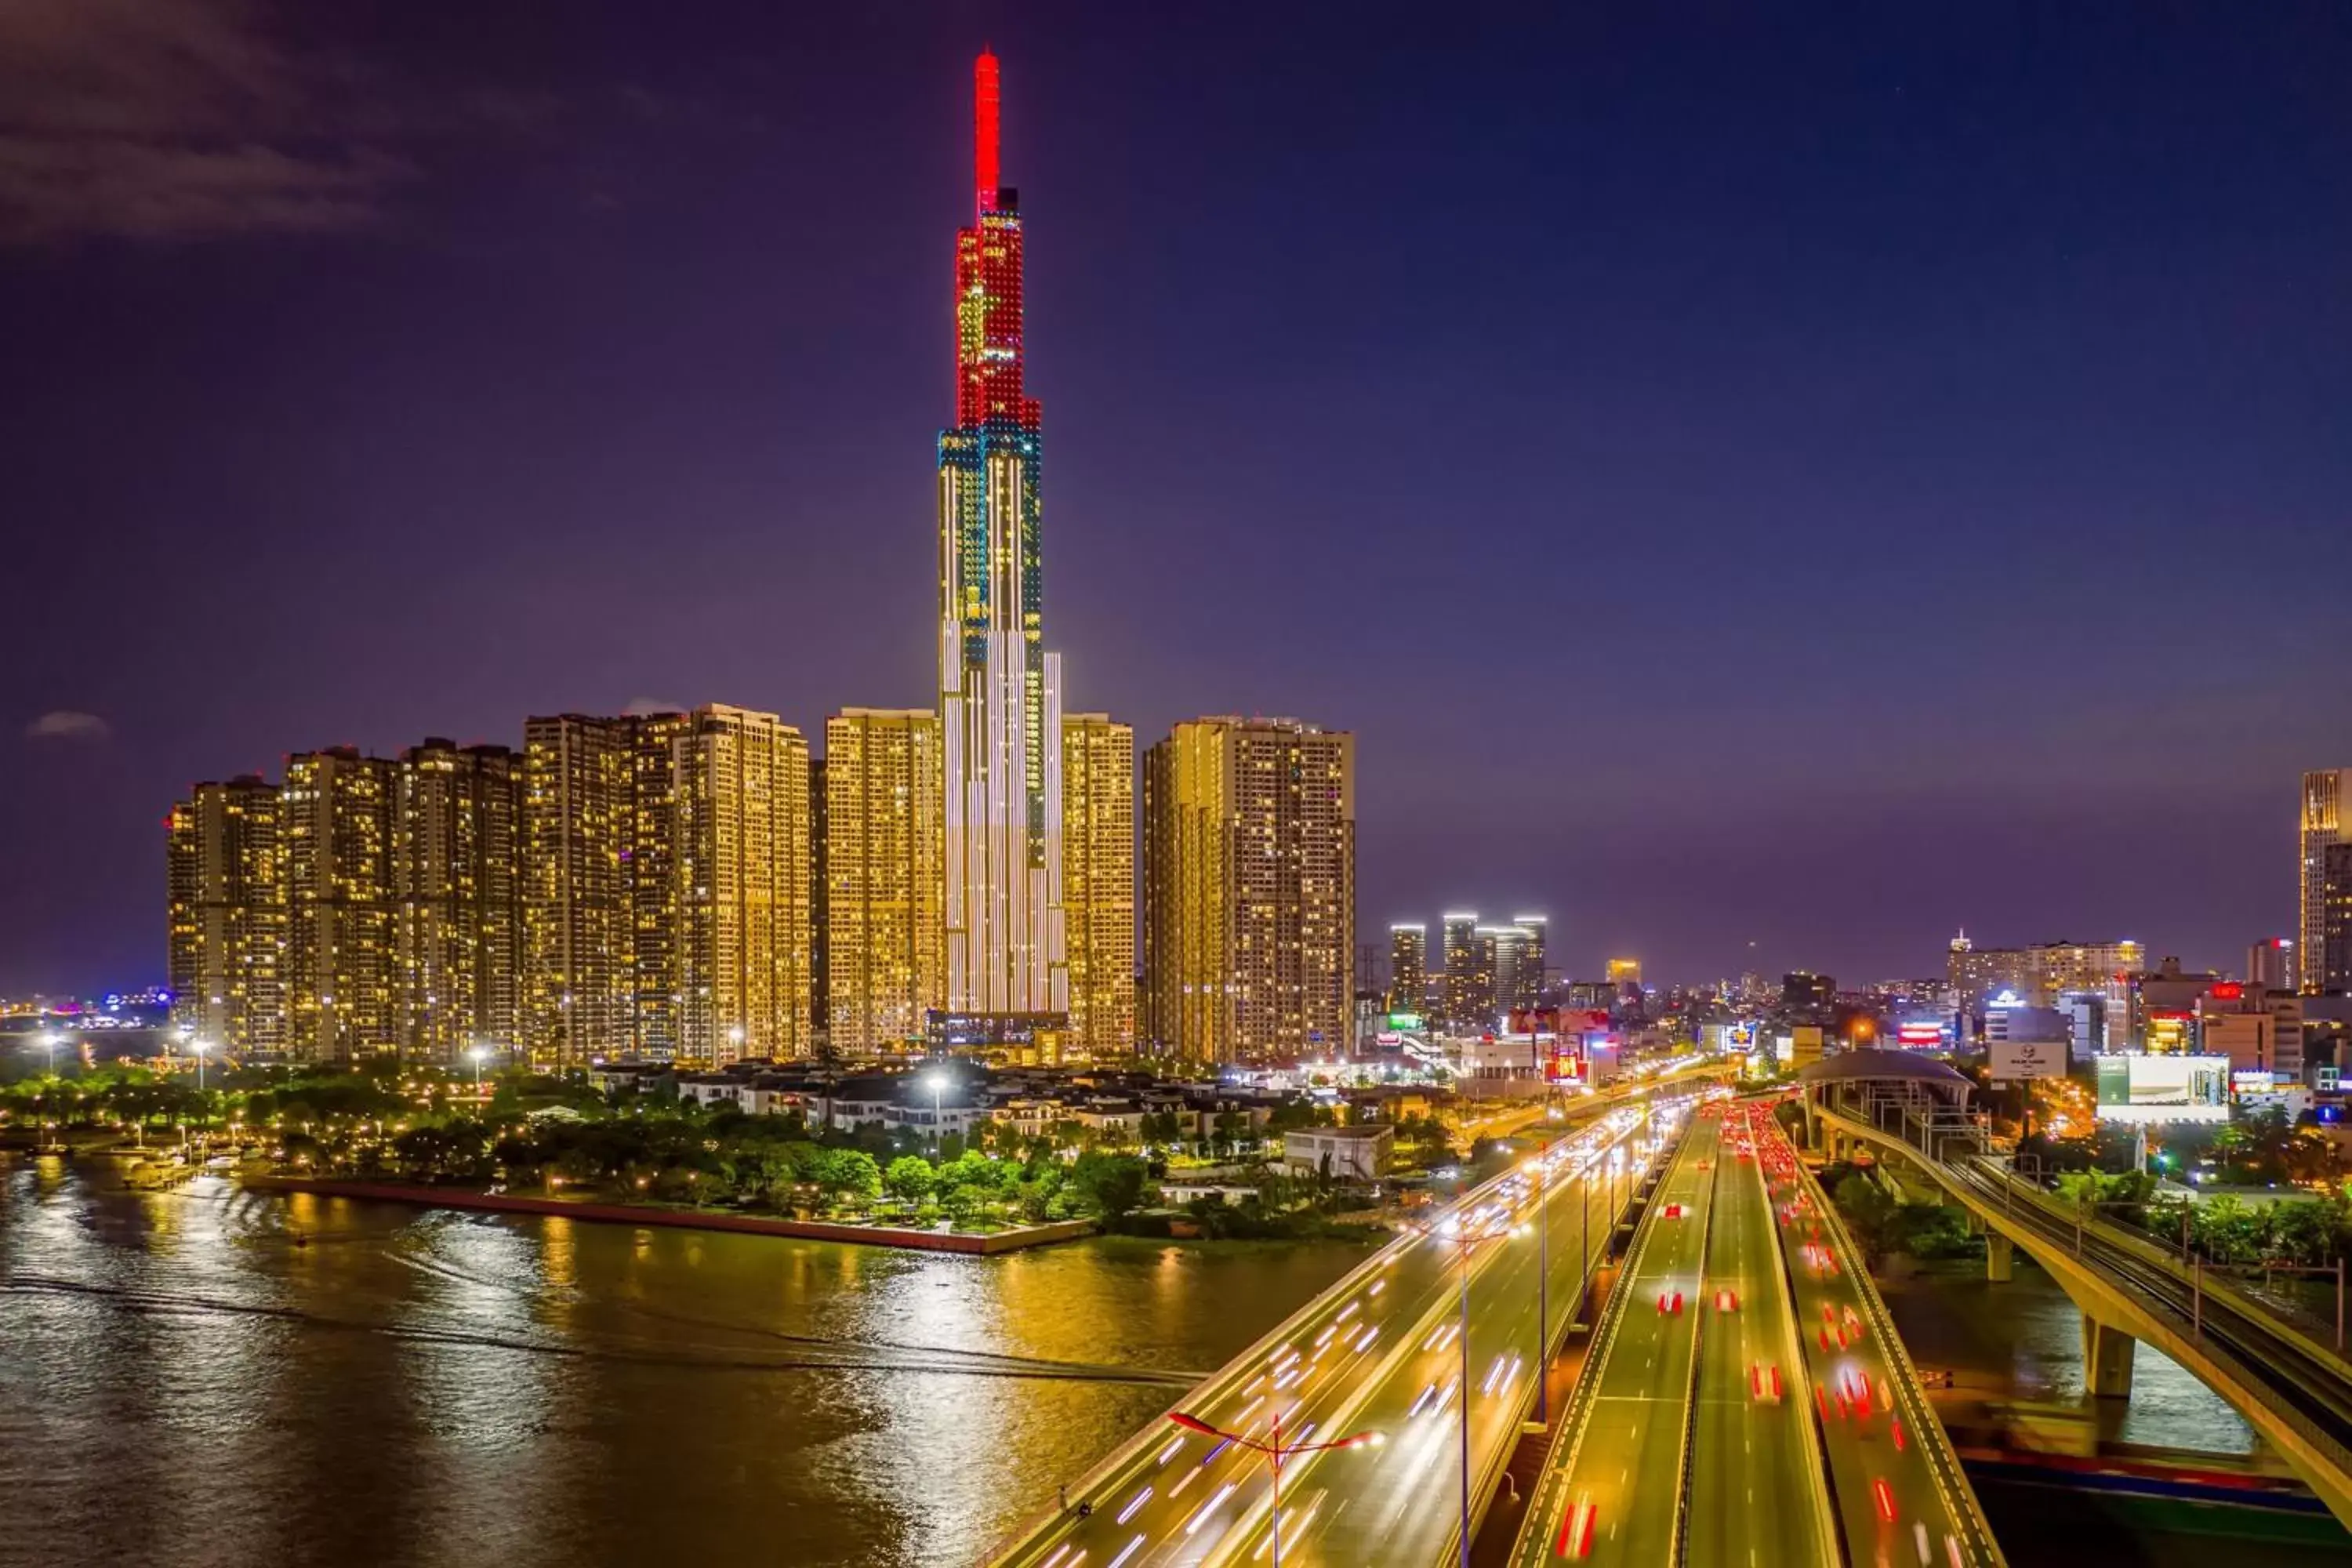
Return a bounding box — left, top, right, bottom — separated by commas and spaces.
1796, 1048, 2352, 1530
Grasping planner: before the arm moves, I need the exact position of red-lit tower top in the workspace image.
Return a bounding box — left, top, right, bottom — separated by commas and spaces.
954, 49, 1039, 431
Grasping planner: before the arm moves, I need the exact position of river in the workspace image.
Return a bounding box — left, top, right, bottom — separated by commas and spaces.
0, 1157, 1371, 1567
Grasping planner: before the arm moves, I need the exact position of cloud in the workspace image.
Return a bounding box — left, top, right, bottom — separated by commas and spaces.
0, 0, 426, 245
25, 710, 112, 742
622, 698, 688, 717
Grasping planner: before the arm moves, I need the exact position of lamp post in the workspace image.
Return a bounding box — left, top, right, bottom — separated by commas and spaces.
1166, 1410, 1381, 1568
1404, 1201, 1528, 1568
39, 1032, 63, 1076
926, 1069, 949, 1156
191, 1038, 212, 1094
468, 1044, 489, 1092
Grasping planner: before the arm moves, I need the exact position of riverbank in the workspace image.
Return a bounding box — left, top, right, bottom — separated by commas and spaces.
240, 1174, 1098, 1254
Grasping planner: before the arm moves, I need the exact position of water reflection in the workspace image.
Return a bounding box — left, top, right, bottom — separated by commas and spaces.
0, 1165, 1365, 1567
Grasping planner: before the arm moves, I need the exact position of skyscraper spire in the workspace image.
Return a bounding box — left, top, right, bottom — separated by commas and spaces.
974, 48, 1000, 218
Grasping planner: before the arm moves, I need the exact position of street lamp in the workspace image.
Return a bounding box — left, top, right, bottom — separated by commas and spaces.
467, 1043, 489, 1091
1167, 1409, 1381, 1568
191, 1038, 212, 1094
1404, 1201, 1529, 1568
925, 1069, 949, 1156
39, 1032, 63, 1076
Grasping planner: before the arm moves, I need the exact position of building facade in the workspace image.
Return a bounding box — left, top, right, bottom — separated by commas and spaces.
2307, 771, 2352, 993
1062, 713, 1135, 1058
938, 50, 1067, 1022
823, 709, 946, 1054
166, 775, 285, 1055
1143, 717, 1355, 1062
392, 739, 522, 1064
674, 705, 812, 1062
521, 714, 636, 1067
279, 748, 395, 1062
1388, 922, 1428, 1016
2321, 842, 2352, 997
1441, 913, 1484, 1029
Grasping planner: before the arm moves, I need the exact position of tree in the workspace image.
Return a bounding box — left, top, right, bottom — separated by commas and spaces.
815, 1149, 883, 1206
884, 1155, 936, 1206
1069, 1151, 1149, 1221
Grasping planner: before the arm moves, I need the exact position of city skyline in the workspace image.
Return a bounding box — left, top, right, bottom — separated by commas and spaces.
7, 5, 2351, 996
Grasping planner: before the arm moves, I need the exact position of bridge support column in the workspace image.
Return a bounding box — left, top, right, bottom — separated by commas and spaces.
1986, 1233, 2014, 1283
2081, 1314, 2136, 1399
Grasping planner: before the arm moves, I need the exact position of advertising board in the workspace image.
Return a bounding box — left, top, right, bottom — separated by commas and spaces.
1990, 1038, 2067, 1080
2093, 1053, 2229, 1123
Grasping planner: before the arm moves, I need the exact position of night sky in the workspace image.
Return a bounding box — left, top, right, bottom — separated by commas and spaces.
5, 2, 2348, 998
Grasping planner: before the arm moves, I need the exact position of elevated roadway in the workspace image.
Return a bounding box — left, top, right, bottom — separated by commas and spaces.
989, 1076, 1719, 1568
1814, 1084, 2352, 1531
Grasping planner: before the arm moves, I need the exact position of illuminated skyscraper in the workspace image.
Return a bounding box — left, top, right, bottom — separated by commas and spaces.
280, 747, 395, 1062
824, 710, 945, 1053
2303, 771, 2352, 993
1062, 713, 1135, 1057
1606, 957, 1643, 988
1388, 923, 1428, 1015
1508, 915, 1548, 1011
165, 775, 284, 1055
522, 714, 634, 1068
628, 710, 688, 1057
676, 705, 812, 1063
1143, 718, 1354, 1062
1441, 913, 1484, 1029
938, 49, 1066, 1022
392, 739, 522, 1064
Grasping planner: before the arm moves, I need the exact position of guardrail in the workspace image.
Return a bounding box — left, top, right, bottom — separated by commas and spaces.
1757, 1119, 1851, 1568
1792, 1138, 2005, 1566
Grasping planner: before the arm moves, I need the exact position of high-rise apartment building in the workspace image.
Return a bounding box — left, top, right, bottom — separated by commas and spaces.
627, 710, 688, 1058
521, 714, 635, 1068
823, 710, 945, 1053
675, 706, 812, 1063
1474, 922, 1545, 1021
1062, 713, 1135, 1058
1143, 718, 1355, 1063
1945, 934, 2143, 1018
392, 739, 522, 1064
280, 748, 395, 1062
1506, 915, 1548, 1011
165, 775, 284, 1055
1388, 923, 1428, 1015
1606, 957, 1643, 988
1441, 913, 1482, 1028
938, 51, 1066, 1022
2304, 771, 2352, 993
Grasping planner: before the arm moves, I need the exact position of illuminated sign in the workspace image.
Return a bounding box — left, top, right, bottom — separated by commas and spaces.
2211, 982, 2245, 1001
1896, 1022, 1944, 1047
1386, 1012, 1424, 1031
1991, 1039, 2064, 1080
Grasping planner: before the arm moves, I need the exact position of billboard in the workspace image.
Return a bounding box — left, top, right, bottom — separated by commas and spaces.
1990, 1038, 2067, 1080
2094, 1053, 2229, 1123
1791, 1025, 1825, 1068
1896, 1021, 1947, 1050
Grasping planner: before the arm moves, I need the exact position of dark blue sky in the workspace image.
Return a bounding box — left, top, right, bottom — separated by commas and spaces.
5, 2, 2348, 997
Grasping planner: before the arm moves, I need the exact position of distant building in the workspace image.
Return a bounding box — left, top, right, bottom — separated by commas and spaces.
822, 709, 945, 1054
2324, 843, 2352, 997
1782, 972, 1835, 1010
674, 705, 813, 1063
1388, 923, 1428, 1017
1476, 922, 1545, 1022
1142, 717, 1355, 1063
165, 775, 284, 1057
1283, 1124, 1392, 1181
2303, 771, 2352, 993
2127, 956, 2220, 1051
392, 739, 522, 1065
1440, 913, 1482, 1028
281, 748, 397, 1062
1946, 934, 2142, 1018
1062, 713, 1136, 1058
2248, 937, 2296, 993
521, 714, 640, 1067
1606, 957, 1642, 987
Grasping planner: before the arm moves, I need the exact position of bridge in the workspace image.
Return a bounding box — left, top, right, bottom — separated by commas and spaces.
1805, 1050, 2352, 1530
985, 1073, 1720, 1568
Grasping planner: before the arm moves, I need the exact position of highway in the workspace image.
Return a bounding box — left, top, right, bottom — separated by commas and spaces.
1759, 1110, 2002, 1567
993, 1095, 1695, 1568
1515, 1101, 1834, 1567
1683, 1104, 1836, 1568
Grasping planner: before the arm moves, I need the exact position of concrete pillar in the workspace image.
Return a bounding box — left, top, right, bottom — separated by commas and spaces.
1986, 1233, 2014, 1283
2082, 1314, 2136, 1399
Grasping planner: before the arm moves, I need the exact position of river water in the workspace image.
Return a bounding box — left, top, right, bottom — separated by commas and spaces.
0, 1159, 1370, 1568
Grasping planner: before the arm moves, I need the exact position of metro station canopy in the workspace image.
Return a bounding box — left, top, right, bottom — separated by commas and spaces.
1796, 1048, 1974, 1100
